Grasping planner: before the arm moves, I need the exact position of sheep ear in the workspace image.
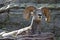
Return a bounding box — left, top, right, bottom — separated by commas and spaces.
42, 7, 50, 23
45, 17, 50, 23
45, 18, 47, 22
23, 6, 36, 20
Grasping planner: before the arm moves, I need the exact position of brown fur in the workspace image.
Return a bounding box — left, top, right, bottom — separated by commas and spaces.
34, 19, 41, 24
41, 7, 50, 23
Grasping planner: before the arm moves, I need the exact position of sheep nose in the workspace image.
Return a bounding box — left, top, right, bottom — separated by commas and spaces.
38, 14, 42, 18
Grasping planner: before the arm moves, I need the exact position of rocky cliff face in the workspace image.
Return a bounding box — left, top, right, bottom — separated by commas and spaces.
0, 0, 60, 37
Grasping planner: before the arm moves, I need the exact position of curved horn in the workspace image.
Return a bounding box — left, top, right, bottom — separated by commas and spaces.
23, 6, 36, 20
41, 7, 50, 23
